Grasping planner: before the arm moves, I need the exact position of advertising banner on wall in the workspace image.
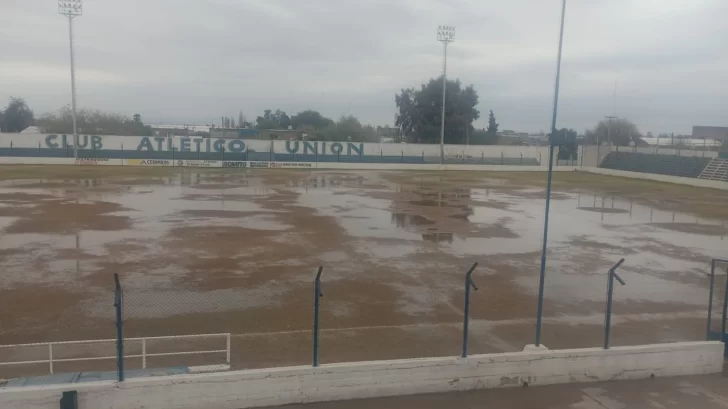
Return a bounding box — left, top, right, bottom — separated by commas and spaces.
221, 161, 248, 168
175, 160, 221, 168
75, 158, 117, 166
125, 159, 173, 167
270, 162, 314, 169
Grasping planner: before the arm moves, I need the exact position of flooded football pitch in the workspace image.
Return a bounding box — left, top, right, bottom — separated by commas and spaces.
0, 167, 726, 376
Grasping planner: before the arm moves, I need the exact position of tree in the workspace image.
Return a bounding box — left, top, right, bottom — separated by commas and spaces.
395, 76, 480, 144
256, 109, 290, 129
36, 106, 153, 136
470, 128, 499, 145
3, 97, 34, 132
486, 110, 499, 139
552, 128, 578, 160
318, 115, 378, 142
290, 110, 335, 130
585, 118, 641, 146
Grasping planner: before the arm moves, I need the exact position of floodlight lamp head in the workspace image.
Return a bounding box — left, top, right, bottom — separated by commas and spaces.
59, 0, 83, 17
437, 25, 455, 43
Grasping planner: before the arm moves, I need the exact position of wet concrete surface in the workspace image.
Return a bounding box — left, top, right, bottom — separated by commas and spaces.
0, 169, 727, 377
266, 372, 728, 409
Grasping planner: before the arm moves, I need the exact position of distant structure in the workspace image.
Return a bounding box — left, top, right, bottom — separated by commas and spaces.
692, 126, 727, 153
209, 127, 260, 139
209, 127, 306, 140
692, 126, 728, 141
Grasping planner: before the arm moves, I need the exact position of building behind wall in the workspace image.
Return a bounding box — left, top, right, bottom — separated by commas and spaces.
692, 126, 728, 156
209, 128, 307, 140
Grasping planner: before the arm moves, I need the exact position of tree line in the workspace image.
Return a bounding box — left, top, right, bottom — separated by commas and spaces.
217, 109, 381, 142
1, 97, 154, 136
3, 93, 648, 147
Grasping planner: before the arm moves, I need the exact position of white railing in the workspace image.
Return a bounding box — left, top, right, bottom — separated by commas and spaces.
0, 333, 231, 375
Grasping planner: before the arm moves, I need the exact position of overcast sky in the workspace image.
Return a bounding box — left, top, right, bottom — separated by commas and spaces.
1, 0, 726, 134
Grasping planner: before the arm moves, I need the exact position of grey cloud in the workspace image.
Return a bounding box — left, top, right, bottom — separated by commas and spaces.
0, 0, 725, 133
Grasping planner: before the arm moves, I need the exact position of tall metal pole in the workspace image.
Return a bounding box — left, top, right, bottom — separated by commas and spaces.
59, 0, 82, 158
437, 26, 455, 165
440, 42, 448, 164
535, 0, 567, 347
68, 16, 79, 158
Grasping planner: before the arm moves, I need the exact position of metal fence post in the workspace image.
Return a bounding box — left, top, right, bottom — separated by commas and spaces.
722, 262, 728, 341
462, 262, 479, 358
604, 258, 626, 349
114, 273, 125, 382
313, 266, 324, 367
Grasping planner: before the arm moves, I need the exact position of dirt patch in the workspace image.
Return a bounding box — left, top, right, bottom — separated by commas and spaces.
648, 222, 728, 236
178, 210, 267, 219
3, 200, 133, 234
578, 207, 630, 214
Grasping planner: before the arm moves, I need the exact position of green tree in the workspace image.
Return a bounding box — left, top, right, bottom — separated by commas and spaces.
552, 128, 578, 160
585, 118, 641, 146
486, 110, 499, 139
256, 109, 291, 129
36, 106, 152, 136
315, 115, 378, 142
290, 110, 335, 130
470, 128, 499, 145
3, 97, 34, 132
394, 76, 480, 144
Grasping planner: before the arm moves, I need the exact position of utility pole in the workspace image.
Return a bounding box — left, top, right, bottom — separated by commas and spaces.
437, 26, 455, 164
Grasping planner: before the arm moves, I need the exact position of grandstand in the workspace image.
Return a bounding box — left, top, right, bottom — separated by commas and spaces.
599, 152, 711, 179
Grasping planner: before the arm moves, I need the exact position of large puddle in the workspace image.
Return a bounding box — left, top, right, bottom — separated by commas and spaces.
0, 170, 725, 349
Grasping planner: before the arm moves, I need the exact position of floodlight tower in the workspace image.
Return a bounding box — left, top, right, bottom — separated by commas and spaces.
437, 25, 455, 164
59, 0, 83, 158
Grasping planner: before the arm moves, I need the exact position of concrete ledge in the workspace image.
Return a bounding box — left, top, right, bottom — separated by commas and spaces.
580, 167, 728, 190
0, 341, 722, 409
0, 156, 581, 172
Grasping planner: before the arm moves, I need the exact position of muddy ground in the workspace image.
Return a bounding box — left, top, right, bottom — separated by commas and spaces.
0, 166, 726, 378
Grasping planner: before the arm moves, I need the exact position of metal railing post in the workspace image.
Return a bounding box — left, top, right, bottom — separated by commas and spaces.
313, 266, 324, 367
142, 339, 147, 369
604, 258, 626, 349
722, 262, 728, 339
462, 263, 479, 358
114, 273, 125, 381
48, 344, 53, 374
226, 333, 231, 367
707, 259, 716, 340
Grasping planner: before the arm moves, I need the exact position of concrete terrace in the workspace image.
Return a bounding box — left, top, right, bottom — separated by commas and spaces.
272, 371, 728, 409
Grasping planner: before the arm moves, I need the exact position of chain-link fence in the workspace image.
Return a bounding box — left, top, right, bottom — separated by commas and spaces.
0, 256, 724, 381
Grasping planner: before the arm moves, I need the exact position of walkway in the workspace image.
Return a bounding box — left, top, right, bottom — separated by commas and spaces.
271, 371, 728, 409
